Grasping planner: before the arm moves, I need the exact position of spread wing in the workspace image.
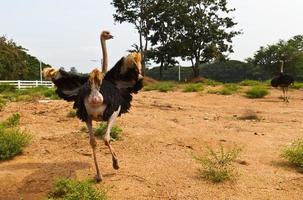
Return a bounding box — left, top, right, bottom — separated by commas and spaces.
44, 68, 89, 101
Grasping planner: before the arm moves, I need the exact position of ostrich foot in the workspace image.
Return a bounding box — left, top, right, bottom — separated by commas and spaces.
112, 157, 120, 170
95, 174, 103, 182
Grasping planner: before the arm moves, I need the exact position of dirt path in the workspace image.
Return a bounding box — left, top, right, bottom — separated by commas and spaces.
0, 89, 303, 200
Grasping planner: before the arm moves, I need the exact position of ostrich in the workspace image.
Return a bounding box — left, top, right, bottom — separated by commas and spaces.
270, 60, 294, 102
43, 31, 144, 182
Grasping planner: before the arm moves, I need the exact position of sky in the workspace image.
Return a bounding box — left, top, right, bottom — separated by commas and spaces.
0, 0, 303, 73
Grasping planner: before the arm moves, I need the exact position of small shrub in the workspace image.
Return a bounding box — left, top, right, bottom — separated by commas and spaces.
0, 84, 16, 93
245, 86, 269, 98
0, 98, 7, 111
208, 84, 241, 95
95, 122, 122, 141
291, 82, 303, 90
182, 83, 204, 92
43, 88, 59, 100
48, 178, 107, 200
0, 113, 20, 128
204, 79, 222, 86
281, 138, 303, 169
67, 109, 77, 118
239, 80, 262, 86
0, 113, 30, 160
195, 145, 242, 183
144, 82, 176, 92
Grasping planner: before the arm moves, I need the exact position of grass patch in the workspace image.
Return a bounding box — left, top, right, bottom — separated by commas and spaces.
245, 86, 269, 99
0, 97, 7, 111
67, 109, 77, 118
48, 178, 107, 200
95, 122, 122, 141
0, 113, 20, 128
0, 87, 59, 102
208, 84, 241, 95
239, 80, 263, 86
204, 79, 222, 86
0, 84, 16, 93
281, 138, 303, 169
0, 113, 31, 160
144, 82, 176, 92
182, 83, 204, 92
291, 82, 303, 90
195, 145, 242, 183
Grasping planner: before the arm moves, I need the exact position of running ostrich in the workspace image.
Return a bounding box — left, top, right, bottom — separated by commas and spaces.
43, 31, 144, 182
271, 60, 294, 102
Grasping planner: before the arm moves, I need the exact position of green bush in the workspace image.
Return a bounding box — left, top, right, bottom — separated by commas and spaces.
291, 82, 303, 90
48, 178, 107, 200
182, 83, 204, 92
208, 84, 241, 95
239, 80, 263, 86
204, 79, 222, 86
95, 122, 122, 141
281, 138, 303, 169
0, 113, 31, 160
195, 145, 242, 183
0, 98, 7, 111
245, 86, 269, 98
0, 84, 16, 93
144, 82, 176, 92
0, 113, 20, 128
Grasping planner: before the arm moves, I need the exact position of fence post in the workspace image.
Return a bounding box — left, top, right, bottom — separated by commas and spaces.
17, 80, 21, 90
36, 80, 38, 87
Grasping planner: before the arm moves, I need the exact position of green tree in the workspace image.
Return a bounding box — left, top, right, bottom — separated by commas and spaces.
112, 0, 154, 72
248, 35, 303, 80
173, 0, 241, 77
0, 36, 50, 80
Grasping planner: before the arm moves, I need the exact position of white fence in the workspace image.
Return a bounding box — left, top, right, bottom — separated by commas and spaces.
0, 80, 54, 89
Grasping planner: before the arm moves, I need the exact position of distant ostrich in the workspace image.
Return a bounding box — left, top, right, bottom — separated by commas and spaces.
270, 60, 294, 102
43, 31, 144, 182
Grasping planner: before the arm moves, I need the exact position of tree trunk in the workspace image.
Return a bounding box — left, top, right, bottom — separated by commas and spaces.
191, 58, 200, 78
159, 61, 163, 80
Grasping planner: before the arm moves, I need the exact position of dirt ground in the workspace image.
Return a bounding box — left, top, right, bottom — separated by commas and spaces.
0, 88, 303, 200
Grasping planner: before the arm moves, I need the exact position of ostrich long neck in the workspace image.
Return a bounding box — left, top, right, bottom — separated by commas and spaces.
280, 61, 284, 73
101, 37, 108, 73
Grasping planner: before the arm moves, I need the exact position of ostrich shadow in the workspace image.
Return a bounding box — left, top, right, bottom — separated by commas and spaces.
0, 161, 90, 200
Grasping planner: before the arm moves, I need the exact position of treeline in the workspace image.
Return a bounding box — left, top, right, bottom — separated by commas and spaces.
0, 36, 52, 80
112, 0, 240, 78
0, 36, 82, 80
146, 35, 303, 82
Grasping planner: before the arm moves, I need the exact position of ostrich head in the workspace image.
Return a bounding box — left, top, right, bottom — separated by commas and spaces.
120, 52, 144, 82
43, 67, 59, 80
101, 31, 114, 40
87, 68, 104, 106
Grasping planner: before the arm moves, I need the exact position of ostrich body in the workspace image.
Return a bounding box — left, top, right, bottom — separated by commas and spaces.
270, 61, 294, 102
43, 31, 143, 182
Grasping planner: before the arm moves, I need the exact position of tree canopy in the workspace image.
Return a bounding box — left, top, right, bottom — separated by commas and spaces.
0, 36, 50, 80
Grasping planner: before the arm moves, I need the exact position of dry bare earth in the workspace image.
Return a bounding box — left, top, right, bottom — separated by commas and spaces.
0, 88, 303, 200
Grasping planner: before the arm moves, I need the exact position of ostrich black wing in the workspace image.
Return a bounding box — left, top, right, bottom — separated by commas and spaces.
73, 82, 91, 122
100, 80, 127, 121
271, 76, 280, 87
282, 74, 294, 86
52, 69, 89, 101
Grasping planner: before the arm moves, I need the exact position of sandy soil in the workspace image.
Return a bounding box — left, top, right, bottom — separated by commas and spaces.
0, 88, 303, 200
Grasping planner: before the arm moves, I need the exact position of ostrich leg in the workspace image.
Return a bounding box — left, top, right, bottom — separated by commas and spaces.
285, 87, 289, 103
282, 87, 286, 102
104, 107, 121, 170
86, 120, 103, 182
